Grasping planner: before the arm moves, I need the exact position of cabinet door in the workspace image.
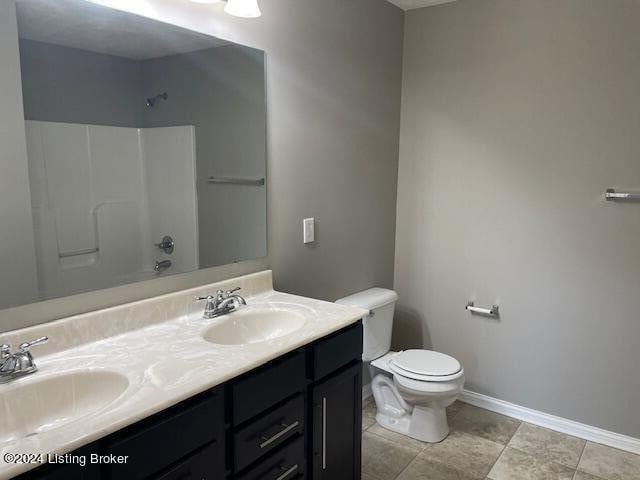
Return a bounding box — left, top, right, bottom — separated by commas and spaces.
311, 362, 362, 480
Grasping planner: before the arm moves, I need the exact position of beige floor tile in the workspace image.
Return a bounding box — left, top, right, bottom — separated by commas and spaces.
362, 474, 379, 480
396, 451, 480, 480
367, 422, 428, 452
452, 405, 521, 445
488, 447, 575, 480
508, 423, 585, 468
362, 431, 421, 480
363, 397, 377, 431
422, 429, 505, 478
573, 471, 605, 480
578, 442, 640, 480
447, 400, 466, 421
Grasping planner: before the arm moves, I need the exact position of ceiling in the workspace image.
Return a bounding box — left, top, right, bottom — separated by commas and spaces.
16, 0, 228, 61
386, 0, 456, 10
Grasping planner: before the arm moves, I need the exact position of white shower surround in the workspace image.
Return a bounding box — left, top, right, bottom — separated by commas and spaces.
25, 121, 198, 299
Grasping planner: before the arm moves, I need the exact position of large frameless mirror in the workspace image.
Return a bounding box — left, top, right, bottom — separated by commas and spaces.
0, 0, 267, 310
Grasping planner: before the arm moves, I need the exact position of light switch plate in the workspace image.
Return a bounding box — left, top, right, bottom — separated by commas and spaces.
303, 218, 315, 244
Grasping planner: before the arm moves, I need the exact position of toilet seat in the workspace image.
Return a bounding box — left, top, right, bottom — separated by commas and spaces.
389, 350, 464, 382
369, 350, 465, 443
393, 369, 465, 394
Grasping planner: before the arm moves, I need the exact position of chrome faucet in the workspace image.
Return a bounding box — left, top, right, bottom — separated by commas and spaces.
154, 260, 172, 273
195, 287, 247, 319
0, 336, 48, 384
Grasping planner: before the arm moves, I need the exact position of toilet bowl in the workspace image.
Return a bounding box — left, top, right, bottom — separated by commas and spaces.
370, 351, 464, 442
336, 288, 464, 443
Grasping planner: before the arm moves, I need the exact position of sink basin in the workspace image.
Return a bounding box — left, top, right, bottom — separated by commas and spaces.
0, 371, 129, 444
202, 309, 306, 345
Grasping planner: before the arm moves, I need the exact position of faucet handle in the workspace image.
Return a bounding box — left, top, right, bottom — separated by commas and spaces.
194, 295, 214, 302
195, 295, 217, 313
1, 344, 10, 360
226, 287, 241, 296
18, 336, 48, 353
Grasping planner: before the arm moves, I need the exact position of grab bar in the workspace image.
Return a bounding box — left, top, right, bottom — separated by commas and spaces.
605, 189, 640, 201
207, 176, 265, 186
465, 301, 499, 317
58, 248, 99, 259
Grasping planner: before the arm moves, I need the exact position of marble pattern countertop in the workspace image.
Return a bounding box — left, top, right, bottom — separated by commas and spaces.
0, 271, 368, 479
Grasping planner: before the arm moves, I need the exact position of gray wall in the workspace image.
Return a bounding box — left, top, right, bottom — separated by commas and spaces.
395, 0, 640, 437
19, 39, 145, 127
142, 45, 267, 267
126, 0, 404, 301
0, 0, 403, 331
0, 2, 39, 309
248, 0, 403, 299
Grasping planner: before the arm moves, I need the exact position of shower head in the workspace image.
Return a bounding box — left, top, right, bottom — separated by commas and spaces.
146, 92, 168, 108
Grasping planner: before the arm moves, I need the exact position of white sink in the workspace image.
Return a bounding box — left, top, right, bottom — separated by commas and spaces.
202, 309, 306, 345
0, 370, 129, 444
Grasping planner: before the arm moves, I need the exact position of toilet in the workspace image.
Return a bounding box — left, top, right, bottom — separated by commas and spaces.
337, 288, 464, 443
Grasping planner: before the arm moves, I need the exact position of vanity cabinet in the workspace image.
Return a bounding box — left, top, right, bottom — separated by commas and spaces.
105, 389, 226, 479
311, 363, 362, 480
231, 351, 307, 425
235, 436, 305, 480
14, 322, 363, 480
151, 442, 224, 480
12, 446, 101, 480
233, 394, 305, 472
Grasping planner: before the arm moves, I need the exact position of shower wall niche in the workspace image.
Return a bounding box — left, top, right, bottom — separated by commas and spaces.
25, 121, 198, 299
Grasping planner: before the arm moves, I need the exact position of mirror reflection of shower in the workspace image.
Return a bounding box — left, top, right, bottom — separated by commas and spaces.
146, 92, 168, 108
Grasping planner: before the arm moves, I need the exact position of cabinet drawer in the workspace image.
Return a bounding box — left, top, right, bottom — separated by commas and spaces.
236, 437, 305, 480
106, 389, 224, 479
234, 394, 304, 472
152, 442, 225, 480
310, 323, 362, 380
232, 351, 305, 425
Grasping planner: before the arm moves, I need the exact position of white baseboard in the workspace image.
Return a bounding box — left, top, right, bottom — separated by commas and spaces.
461, 389, 640, 455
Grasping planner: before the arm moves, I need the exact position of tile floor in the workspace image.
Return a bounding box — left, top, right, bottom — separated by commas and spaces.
361, 398, 640, 480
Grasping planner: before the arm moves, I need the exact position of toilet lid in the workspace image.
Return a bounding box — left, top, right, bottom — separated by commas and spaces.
390, 350, 461, 377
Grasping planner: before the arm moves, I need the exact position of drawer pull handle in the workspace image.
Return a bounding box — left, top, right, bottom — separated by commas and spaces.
259, 421, 300, 449
275, 464, 298, 480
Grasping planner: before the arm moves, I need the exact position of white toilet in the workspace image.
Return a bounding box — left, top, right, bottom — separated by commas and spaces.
337, 288, 464, 443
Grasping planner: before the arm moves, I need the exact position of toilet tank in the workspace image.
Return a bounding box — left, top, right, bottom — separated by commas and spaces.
336, 288, 398, 362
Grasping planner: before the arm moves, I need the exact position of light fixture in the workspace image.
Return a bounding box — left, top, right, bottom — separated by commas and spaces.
224, 0, 261, 18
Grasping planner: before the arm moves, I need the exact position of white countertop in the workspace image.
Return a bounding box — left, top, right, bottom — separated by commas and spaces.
0, 271, 367, 479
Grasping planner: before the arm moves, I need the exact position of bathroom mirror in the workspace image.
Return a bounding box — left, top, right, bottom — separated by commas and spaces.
1, 0, 267, 310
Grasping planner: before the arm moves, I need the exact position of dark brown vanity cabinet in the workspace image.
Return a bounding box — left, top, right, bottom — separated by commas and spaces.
105, 389, 226, 480
14, 322, 363, 480
311, 363, 363, 480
